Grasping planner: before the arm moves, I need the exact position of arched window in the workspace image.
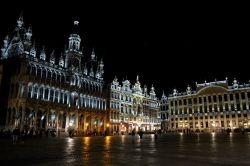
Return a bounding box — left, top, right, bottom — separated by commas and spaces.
54, 90, 58, 103
28, 86, 32, 98
47, 70, 52, 80
86, 98, 89, 107
61, 74, 65, 83
39, 87, 43, 100
37, 67, 41, 78
97, 100, 99, 109
49, 89, 54, 101
52, 71, 56, 82
42, 68, 46, 79
60, 91, 64, 103
64, 93, 68, 104
58, 73, 61, 83
44, 88, 49, 100
33, 86, 38, 99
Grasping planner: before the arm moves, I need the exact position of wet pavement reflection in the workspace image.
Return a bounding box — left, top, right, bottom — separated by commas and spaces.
1, 133, 250, 165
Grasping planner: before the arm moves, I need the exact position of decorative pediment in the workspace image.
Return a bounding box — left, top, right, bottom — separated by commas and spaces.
196, 86, 228, 95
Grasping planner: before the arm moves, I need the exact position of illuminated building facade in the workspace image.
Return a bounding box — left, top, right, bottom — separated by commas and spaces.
166, 78, 250, 132
0, 14, 107, 135
107, 76, 161, 134
160, 92, 169, 131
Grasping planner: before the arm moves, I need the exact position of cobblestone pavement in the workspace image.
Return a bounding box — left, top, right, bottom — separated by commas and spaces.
0, 133, 250, 165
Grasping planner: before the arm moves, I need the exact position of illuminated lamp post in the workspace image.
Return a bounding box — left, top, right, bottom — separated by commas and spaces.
86, 123, 89, 135
106, 123, 109, 136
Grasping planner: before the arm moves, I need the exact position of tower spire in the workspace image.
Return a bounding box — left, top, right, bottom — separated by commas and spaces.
162, 91, 167, 100
50, 50, 55, 64
136, 75, 139, 83
25, 25, 32, 41
91, 48, 95, 60
17, 11, 24, 28
30, 41, 36, 58
68, 20, 81, 51
40, 46, 46, 61
59, 53, 64, 67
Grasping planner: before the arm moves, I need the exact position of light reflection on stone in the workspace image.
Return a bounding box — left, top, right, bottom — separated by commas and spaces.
82, 137, 90, 162
1, 134, 250, 165
121, 135, 125, 144
64, 137, 75, 163
229, 132, 233, 145
211, 132, 217, 151
103, 136, 111, 165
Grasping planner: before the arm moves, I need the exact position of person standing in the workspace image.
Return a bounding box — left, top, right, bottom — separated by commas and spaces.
154, 130, 158, 140
138, 129, 143, 139
12, 128, 20, 144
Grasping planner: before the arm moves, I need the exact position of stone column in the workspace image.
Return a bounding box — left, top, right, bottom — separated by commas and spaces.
45, 110, 49, 130
75, 110, 79, 131
31, 86, 34, 98
98, 99, 101, 110
83, 113, 87, 133
223, 114, 227, 129
42, 87, 45, 100
230, 116, 233, 130
34, 109, 37, 130
90, 113, 93, 133
20, 108, 25, 131
56, 110, 59, 136
97, 114, 101, 133
65, 109, 70, 132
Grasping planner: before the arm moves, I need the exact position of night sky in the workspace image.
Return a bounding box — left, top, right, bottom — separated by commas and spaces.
0, 3, 247, 98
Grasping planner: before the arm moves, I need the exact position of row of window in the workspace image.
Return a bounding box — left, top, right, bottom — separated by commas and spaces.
28, 64, 102, 92
171, 120, 246, 128
111, 92, 133, 102
170, 103, 248, 115
169, 92, 250, 106
24, 85, 106, 109
170, 113, 248, 121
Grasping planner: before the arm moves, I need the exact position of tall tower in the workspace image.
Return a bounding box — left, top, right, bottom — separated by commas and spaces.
68, 21, 81, 51
65, 20, 82, 71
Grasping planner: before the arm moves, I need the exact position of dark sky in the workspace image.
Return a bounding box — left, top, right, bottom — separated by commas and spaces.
0, 3, 248, 98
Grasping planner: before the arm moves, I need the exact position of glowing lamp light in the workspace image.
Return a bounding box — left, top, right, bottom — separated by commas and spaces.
86, 123, 89, 127
107, 123, 109, 127
69, 120, 74, 127
41, 115, 45, 120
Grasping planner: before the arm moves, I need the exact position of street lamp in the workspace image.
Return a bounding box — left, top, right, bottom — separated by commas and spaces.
106, 123, 109, 136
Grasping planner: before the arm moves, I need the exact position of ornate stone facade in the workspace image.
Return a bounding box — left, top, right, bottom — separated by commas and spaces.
0, 14, 107, 135
0, 13, 161, 136
164, 78, 250, 132
107, 76, 161, 134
